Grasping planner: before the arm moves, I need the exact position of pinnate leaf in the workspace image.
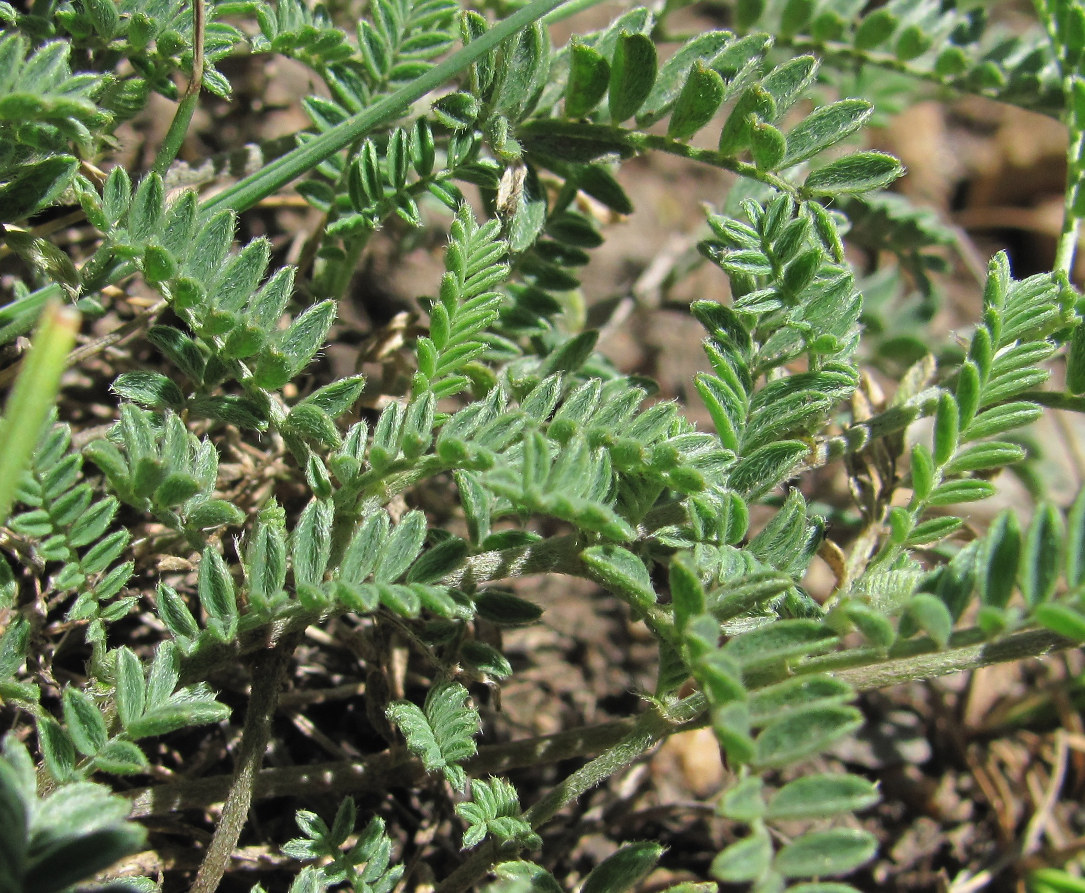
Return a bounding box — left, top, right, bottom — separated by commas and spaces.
386, 681, 479, 791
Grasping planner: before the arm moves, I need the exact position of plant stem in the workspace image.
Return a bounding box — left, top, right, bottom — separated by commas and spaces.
126, 712, 646, 818
834, 627, 1073, 691
661, 26, 1063, 119
435, 697, 705, 893
1053, 115, 1084, 281
152, 0, 205, 176
1032, 0, 1084, 280
632, 132, 798, 195
1019, 390, 1085, 412
779, 34, 1064, 118
514, 120, 799, 195
191, 634, 299, 893
801, 385, 943, 474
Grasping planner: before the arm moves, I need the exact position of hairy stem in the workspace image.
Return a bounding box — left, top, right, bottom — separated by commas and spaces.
632, 132, 798, 194
152, 0, 204, 176
1053, 122, 1084, 280
834, 627, 1073, 690
654, 29, 1063, 120
435, 696, 705, 893
802, 386, 942, 474
1031, 0, 1085, 278
126, 712, 644, 818
190, 634, 298, 893
514, 120, 798, 195
148, 626, 1073, 848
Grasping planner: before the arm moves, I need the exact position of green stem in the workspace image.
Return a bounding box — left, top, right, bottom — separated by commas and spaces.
152, 93, 201, 178
0, 302, 80, 526
314, 229, 371, 304
514, 120, 799, 195
834, 626, 1072, 691
151, 0, 205, 175
1032, 0, 1084, 279
1054, 104, 1084, 281
633, 132, 799, 195
1017, 390, 1085, 412
542, 0, 605, 24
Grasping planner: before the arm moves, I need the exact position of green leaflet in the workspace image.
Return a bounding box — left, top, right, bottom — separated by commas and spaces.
753, 704, 863, 769
608, 32, 658, 123
723, 619, 837, 670
640, 31, 734, 126
112, 646, 145, 730
748, 675, 853, 724
774, 829, 877, 879
728, 441, 808, 498
1020, 503, 1064, 607
581, 842, 664, 893
581, 544, 657, 610
781, 100, 872, 167
292, 499, 333, 589
765, 773, 878, 820
1034, 603, 1085, 642
711, 828, 772, 883
62, 688, 107, 757
803, 152, 904, 195
565, 40, 610, 117
0, 156, 79, 222
667, 62, 725, 141
486, 862, 563, 893
901, 593, 953, 648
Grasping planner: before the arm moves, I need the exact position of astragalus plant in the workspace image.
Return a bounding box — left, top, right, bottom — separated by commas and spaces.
3, 0, 1085, 890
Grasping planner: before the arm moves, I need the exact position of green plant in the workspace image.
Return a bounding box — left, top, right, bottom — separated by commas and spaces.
3, 0, 1085, 889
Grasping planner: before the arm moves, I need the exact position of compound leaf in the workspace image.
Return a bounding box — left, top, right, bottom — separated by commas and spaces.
386, 681, 479, 791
